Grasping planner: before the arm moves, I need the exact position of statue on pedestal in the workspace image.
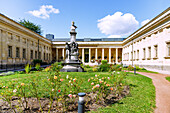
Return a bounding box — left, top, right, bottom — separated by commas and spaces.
60, 22, 84, 72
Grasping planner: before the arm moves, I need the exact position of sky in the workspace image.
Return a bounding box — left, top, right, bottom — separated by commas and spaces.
0, 0, 169, 39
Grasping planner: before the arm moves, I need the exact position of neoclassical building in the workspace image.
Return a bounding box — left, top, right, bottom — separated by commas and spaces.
0, 7, 169, 72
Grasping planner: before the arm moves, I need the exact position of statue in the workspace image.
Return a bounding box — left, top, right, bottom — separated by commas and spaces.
60, 22, 84, 72
70, 21, 77, 31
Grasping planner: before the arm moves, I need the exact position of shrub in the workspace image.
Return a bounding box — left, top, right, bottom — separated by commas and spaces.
33, 59, 42, 66
135, 66, 140, 70
85, 65, 91, 68
128, 65, 134, 71
141, 67, 146, 70
35, 63, 41, 71
85, 68, 93, 72
101, 60, 108, 64
110, 64, 122, 71
25, 64, 32, 73
51, 62, 62, 71
44, 66, 52, 72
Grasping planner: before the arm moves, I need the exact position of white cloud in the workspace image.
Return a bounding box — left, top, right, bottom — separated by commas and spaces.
97, 12, 139, 37
108, 35, 121, 38
141, 19, 150, 26
28, 5, 60, 19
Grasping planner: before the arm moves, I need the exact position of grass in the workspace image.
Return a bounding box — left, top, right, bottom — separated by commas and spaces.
165, 77, 170, 82
123, 68, 159, 74
0, 71, 155, 112
91, 72, 156, 113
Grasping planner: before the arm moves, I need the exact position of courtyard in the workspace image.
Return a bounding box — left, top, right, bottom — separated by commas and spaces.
0, 64, 157, 112
0, 0, 170, 113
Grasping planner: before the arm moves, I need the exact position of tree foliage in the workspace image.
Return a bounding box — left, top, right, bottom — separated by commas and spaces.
18, 19, 42, 35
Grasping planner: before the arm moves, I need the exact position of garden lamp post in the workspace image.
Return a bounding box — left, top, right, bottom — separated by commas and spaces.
78, 92, 86, 113
134, 66, 136, 74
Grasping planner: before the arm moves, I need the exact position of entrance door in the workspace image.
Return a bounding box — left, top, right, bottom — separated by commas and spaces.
85, 54, 89, 63
84, 48, 89, 63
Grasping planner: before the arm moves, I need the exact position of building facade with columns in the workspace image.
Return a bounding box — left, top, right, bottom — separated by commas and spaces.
0, 7, 170, 73
52, 38, 125, 64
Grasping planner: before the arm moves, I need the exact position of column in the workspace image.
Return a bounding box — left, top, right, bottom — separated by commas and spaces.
89, 48, 91, 63
122, 48, 123, 62
0, 30, 2, 63
102, 48, 104, 60
95, 48, 98, 60
109, 48, 111, 64
82, 48, 84, 63
116, 48, 118, 63
62, 48, 65, 60
56, 48, 58, 61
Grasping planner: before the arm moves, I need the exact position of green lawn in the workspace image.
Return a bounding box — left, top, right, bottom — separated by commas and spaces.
91, 72, 156, 113
0, 71, 155, 112
123, 68, 159, 74
165, 77, 170, 82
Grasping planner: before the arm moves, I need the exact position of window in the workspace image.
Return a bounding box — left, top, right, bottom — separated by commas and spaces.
47, 53, 49, 60
143, 48, 146, 59
8, 46, 12, 58
137, 50, 139, 60
35, 51, 37, 59
148, 47, 151, 59
23, 48, 26, 59
30, 50, 33, 59
165, 42, 170, 59
49, 54, 50, 60
44, 53, 46, 60
131, 52, 133, 60
134, 51, 136, 60
16, 47, 20, 58
154, 45, 158, 58
39, 52, 41, 59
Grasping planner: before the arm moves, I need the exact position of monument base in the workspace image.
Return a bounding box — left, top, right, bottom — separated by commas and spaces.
60, 65, 84, 72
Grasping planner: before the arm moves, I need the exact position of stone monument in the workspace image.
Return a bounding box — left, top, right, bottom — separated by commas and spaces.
60, 22, 84, 72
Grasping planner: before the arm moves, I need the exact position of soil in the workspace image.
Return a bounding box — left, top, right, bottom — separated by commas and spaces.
137, 72, 170, 113
0, 86, 129, 113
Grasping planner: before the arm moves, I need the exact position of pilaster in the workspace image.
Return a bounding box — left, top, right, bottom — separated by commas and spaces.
56, 48, 58, 61
116, 48, 118, 63
89, 48, 91, 63
62, 48, 65, 60
95, 48, 98, 60
82, 48, 84, 63
109, 48, 111, 64
102, 48, 104, 60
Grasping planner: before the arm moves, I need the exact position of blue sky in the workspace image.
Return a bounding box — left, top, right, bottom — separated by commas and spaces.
0, 0, 169, 38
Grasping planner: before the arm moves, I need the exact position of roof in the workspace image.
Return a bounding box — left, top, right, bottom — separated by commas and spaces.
52, 38, 126, 42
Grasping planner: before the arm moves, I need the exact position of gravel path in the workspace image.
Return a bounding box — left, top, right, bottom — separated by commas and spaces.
137, 72, 170, 113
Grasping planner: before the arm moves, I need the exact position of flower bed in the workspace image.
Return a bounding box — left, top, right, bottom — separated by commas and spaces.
0, 67, 129, 112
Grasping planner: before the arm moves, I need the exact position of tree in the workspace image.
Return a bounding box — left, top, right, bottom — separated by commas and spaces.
18, 19, 42, 35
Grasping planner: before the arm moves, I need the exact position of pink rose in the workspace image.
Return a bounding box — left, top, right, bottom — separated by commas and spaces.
68, 94, 72, 98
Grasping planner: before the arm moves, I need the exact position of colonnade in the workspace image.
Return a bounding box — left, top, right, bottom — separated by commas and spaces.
55, 48, 120, 64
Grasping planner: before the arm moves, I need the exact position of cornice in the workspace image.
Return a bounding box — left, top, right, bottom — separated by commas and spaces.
123, 7, 170, 45
0, 13, 52, 44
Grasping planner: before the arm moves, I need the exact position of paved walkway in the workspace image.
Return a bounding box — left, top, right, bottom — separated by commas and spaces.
137, 72, 170, 113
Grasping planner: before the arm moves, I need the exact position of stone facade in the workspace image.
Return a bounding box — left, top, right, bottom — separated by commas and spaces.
0, 14, 52, 66
122, 7, 170, 72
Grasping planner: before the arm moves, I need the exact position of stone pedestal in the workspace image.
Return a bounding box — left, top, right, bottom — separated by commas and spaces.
60, 22, 84, 72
